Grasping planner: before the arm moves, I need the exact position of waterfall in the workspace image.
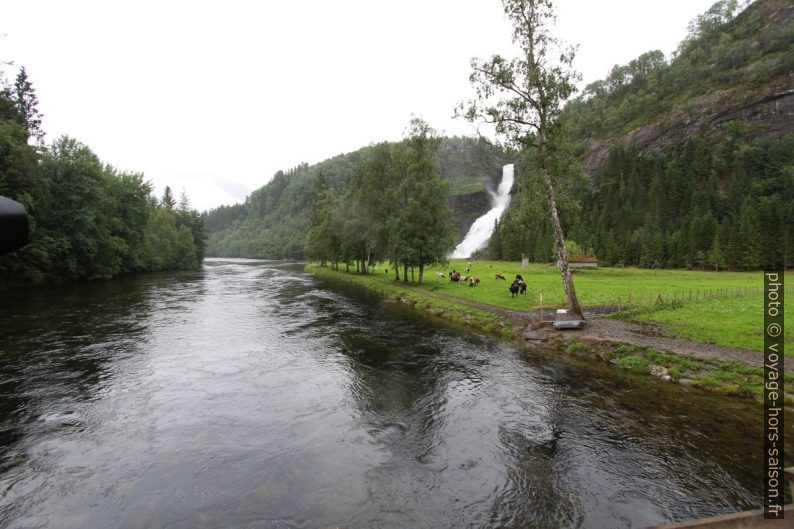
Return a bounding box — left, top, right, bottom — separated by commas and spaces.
451, 164, 514, 258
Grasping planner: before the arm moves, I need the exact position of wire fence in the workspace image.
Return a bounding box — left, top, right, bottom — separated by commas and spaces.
531, 283, 793, 318
586, 283, 793, 315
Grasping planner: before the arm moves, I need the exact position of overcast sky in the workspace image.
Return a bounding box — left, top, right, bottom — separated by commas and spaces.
3, 0, 718, 212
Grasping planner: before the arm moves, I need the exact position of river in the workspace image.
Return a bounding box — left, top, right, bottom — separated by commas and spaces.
0, 259, 789, 528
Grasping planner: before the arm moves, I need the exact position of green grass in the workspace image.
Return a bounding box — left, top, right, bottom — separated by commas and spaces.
309, 260, 793, 401
410, 259, 769, 309
622, 295, 793, 353
589, 341, 794, 403
316, 259, 790, 353
307, 264, 515, 340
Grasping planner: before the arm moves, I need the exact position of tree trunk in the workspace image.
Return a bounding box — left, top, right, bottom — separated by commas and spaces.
394, 257, 400, 281
403, 263, 408, 283
539, 146, 583, 319
418, 263, 424, 285
345, 261, 349, 273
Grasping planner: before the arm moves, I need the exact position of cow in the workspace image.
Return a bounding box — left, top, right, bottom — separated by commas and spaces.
468, 277, 480, 287
495, 274, 506, 280
509, 279, 526, 298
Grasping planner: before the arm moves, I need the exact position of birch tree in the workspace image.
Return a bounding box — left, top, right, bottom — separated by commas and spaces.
457, 0, 583, 317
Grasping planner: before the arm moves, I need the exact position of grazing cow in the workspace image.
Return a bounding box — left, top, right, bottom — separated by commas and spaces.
436, 272, 445, 280
495, 274, 506, 280
468, 277, 480, 287
509, 279, 526, 298
460, 275, 468, 282
466, 265, 471, 273
449, 271, 461, 284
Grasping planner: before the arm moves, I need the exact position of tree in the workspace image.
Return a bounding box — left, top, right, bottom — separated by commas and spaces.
13, 67, 44, 145
162, 185, 175, 209
178, 188, 190, 211
396, 118, 457, 284
458, 0, 583, 317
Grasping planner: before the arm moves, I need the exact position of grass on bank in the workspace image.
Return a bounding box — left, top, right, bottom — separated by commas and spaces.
563, 340, 794, 404
313, 259, 790, 354
618, 295, 793, 353
307, 264, 515, 340
412, 259, 771, 309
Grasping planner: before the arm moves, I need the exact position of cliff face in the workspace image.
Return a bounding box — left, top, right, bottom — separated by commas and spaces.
447, 164, 515, 239
581, 74, 794, 180
573, 0, 794, 180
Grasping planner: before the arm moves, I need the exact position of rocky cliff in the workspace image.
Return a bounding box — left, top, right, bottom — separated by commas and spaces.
581, 75, 794, 180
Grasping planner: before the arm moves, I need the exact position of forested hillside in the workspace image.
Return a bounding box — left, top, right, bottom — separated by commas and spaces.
489, 0, 794, 269
205, 0, 792, 270
0, 67, 206, 287
203, 136, 510, 258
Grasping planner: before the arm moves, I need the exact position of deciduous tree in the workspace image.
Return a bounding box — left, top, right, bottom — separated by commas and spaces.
458, 0, 583, 317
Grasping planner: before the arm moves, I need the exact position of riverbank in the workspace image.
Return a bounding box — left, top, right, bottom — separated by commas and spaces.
307, 263, 793, 404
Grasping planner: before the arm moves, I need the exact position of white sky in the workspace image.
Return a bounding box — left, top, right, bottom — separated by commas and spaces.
2, 0, 717, 212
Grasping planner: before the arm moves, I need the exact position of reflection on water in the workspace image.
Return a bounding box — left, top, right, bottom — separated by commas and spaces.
0, 258, 789, 529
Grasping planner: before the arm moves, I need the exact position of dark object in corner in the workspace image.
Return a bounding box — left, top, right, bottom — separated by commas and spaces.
0, 196, 29, 255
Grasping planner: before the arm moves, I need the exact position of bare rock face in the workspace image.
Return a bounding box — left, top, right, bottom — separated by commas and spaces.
448, 190, 491, 239
580, 74, 794, 180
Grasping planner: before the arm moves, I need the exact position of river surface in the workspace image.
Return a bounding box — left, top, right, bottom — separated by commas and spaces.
0, 259, 790, 529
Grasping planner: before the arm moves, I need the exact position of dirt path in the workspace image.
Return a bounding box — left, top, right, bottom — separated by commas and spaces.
394, 283, 787, 373
575, 313, 788, 372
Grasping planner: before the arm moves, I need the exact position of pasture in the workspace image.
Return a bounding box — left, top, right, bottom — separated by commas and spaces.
370, 260, 791, 353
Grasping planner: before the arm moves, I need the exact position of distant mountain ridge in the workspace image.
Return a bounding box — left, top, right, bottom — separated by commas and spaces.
202, 137, 510, 259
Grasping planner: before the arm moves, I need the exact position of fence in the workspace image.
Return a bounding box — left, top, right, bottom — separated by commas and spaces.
531, 283, 793, 318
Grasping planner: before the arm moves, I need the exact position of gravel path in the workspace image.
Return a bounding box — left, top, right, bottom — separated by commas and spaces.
574, 314, 788, 372
397, 284, 788, 373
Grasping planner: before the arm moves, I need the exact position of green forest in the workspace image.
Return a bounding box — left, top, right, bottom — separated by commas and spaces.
0, 67, 206, 288
203, 135, 509, 259
304, 119, 457, 284
204, 0, 792, 272
492, 130, 794, 269
491, 0, 794, 269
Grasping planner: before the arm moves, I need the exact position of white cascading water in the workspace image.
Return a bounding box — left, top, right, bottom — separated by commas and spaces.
451, 164, 514, 258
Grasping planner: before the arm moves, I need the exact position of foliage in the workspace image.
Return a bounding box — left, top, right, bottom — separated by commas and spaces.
204, 136, 509, 260
307, 263, 515, 339
305, 118, 457, 284
458, 0, 584, 316
571, 131, 794, 270
0, 67, 206, 287
561, 0, 793, 143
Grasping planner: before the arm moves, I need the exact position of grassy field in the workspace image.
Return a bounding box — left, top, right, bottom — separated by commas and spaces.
353, 259, 792, 353
412, 259, 768, 308
622, 295, 793, 353
307, 264, 515, 339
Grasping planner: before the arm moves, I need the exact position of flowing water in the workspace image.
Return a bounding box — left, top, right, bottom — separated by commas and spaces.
0, 259, 789, 529
451, 164, 515, 259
